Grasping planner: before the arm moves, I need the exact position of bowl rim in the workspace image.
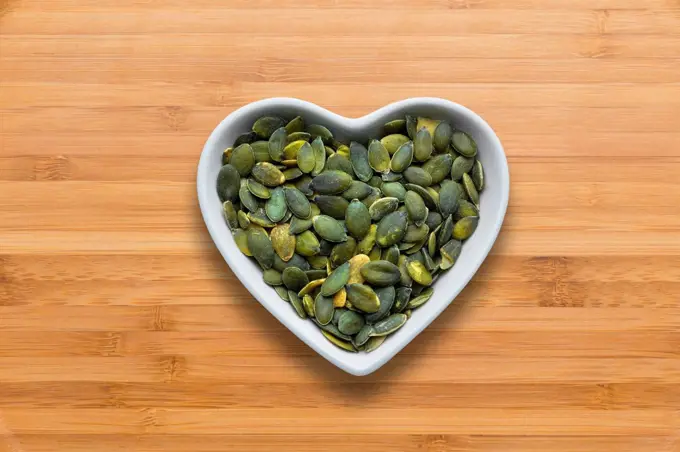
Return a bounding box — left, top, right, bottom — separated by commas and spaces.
197, 97, 510, 376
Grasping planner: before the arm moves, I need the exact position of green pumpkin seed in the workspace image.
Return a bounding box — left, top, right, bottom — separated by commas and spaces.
383, 119, 406, 135
283, 168, 303, 181
376, 210, 408, 248
282, 267, 309, 292
407, 287, 434, 309
353, 324, 375, 348
369, 197, 399, 222
311, 170, 353, 195
253, 116, 286, 139
297, 278, 324, 297
282, 140, 306, 160
452, 216, 478, 240
364, 335, 386, 352
433, 121, 453, 153
368, 245, 382, 261
310, 136, 326, 177
263, 268, 283, 286
273, 253, 310, 273
426, 211, 443, 230
451, 155, 475, 181
368, 175, 383, 188
320, 261, 350, 296
287, 131, 311, 143
422, 249, 437, 271
222, 201, 239, 230
360, 187, 382, 209
403, 166, 433, 187
471, 159, 484, 191
405, 190, 427, 226
405, 115, 417, 139
274, 285, 290, 301
371, 313, 407, 336
437, 215, 454, 248
349, 141, 373, 182
247, 227, 275, 269
367, 139, 391, 174
356, 224, 377, 255
233, 228, 252, 256
382, 245, 400, 265
248, 208, 277, 228
346, 283, 380, 313
270, 223, 296, 262
393, 286, 412, 313
318, 238, 334, 257
380, 182, 406, 201
237, 210, 250, 229
268, 127, 287, 162
329, 237, 356, 268
404, 234, 429, 255
234, 131, 258, 147
239, 185, 260, 212
285, 187, 312, 219
404, 184, 437, 210
285, 116, 304, 134
222, 147, 232, 165
414, 127, 433, 162
307, 124, 333, 144
315, 195, 349, 219
251, 141, 272, 163
252, 162, 285, 187
360, 260, 401, 287
338, 310, 365, 335
427, 230, 438, 257
289, 216, 313, 234
455, 200, 479, 220
345, 199, 372, 239
380, 134, 410, 156
295, 230, 321, 257
390, 141, 414, 173
406, 260, 432, 286
216, 164, 241, 203
342, 180, 373, 201
440, 239, 462, 270
313, 215, 347, 243
247, 179, 271, 199
314, 293, 335, 325
321, 330, 356, 352
422, 153, 453, 185
462, 173, 480, 209
289, 291, 307, 318
325, 153, 355, 176
306, 256, 328, 271
451, 130, 478, 157
404, 222, 430, 243
365, 286, 396, 323
302, 294, 316, 317
381, 171, 403, 182
230, 143, 255, 177
265, 187, 287, 222
439, 180, 462, 217
296, 142, 315, 174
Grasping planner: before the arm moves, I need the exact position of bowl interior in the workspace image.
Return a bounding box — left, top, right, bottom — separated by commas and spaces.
198, 98, 509, 375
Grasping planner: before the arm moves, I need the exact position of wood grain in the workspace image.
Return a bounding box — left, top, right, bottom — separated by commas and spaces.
1, 0, 679, 451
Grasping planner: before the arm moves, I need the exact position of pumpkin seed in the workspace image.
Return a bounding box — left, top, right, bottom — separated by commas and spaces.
376, 210, 408, 248
390, 141, 414, 173
222, 201, 239, 230
426, 211, 443, 230
282, 267, 309, 293
368, 139, 391, 174
253, 116, 286, 139
315, 195, 349, 219
361, 187, 382, 209
403, 166, 433, 187
295, 230, 321, 257
307, 124, 334, 144
311, 170, 353, 195
405, 115, 417, 139
297, 142, 316, 174
321, 261, 350, 296
440, 239, 462, 270
369, 197, 399, 222
338, 310, 365, 335
437, 215, 454, 248
268, 127, 287, 162
302, 294, 316, 317
312, 215, 347, 243
306, 269, 327, 281
345, 199, 372, 240
287, 131, 311, 143
222, 147, 232, 165
439, 180, 462, 217
270, 223, 296, 262
329, 237, 356, 268
471, 159, 484, 191
231, 143, 255, 176
451, 130, 477, 157
285, 187, 312, 219
406, 260, 433, 286
289, 291, 307, 318
321, 330, 357, 352
314, 293, 335, 325
353, 324, 375, 348
248, 208, 277, 228
346, 284, 380, 313
433, 121, 453, 153
404, 222, 430, 243
239, 185, 260, 212
380, 134, 410, 156
383, 119, 406, 135
462, 173, 480, 208
333, 287, 347, 308
365, 286, 396, 323
298, 278, 325, 297
233, 228, 252, 256
364, 335, 386, 352
318, 238, 334, 256
381, 171, 403, 182
310, 136, 326, 177
393, 286, 412, 313
451, 155, 475, 181
252, 162, 285, 187
265, 187, 287, 222
217, 164, 241, 203
283, 168, 303, 181
368, 245, 382, 261
455, 200, 479, 220
237, 210, 250, 229
382, 245, 400, 265
371, 313, 407, 336
234, 131, 258, 147
247, 179, 272, 199
247, 227, 275, 269
360, 260, 401, 287
405, 190, 427, 226
380, 182, 406, 201
404, 184, 437, 210
285, 116, 304, 134
274, 286, 290, 302
428, 230, 438, 257
416, 117, 440, 137
422, 153, 453, 185
414, 127, 433, 162
349, 141, 373, 182
452, 216, 478, 240
274, 253, 310, 273
282, 140, 306, 160
251, 140, 272, 163
289, 216, 313, 235
407, 287, 434, 309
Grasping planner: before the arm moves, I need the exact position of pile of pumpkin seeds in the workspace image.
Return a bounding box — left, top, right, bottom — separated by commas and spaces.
217, 114, 484, 352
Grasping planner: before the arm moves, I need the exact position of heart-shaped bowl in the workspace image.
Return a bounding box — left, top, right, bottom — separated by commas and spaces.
197, 97, 509, 376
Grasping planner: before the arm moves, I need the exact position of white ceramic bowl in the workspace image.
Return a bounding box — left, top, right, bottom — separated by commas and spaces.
197, 97, 509, 376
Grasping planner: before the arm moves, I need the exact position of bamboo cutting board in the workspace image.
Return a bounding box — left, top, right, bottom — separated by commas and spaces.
1, 1, 679, 451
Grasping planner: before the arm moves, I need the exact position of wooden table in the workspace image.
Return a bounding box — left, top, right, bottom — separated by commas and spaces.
1, 1, 679, 451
